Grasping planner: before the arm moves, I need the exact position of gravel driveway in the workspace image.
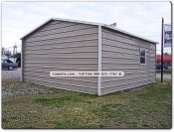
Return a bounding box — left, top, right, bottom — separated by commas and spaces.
1, 68, 20, 80
1, 68, 54, 97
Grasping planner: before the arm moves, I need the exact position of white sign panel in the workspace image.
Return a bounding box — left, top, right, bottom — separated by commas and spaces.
164, 24, 171, 47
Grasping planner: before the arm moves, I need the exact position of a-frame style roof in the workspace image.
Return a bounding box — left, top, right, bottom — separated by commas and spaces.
21, 18, 158, 44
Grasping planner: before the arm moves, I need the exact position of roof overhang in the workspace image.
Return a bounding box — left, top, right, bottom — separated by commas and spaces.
20, 18, 159, 44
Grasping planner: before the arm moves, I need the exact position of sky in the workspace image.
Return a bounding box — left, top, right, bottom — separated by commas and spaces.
2, 1, 171, 54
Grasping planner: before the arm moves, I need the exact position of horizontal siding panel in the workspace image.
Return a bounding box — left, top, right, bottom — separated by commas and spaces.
31, 78, 97, 89
149, 59, 156, 63
23, 20, 99, 94
102, 62, 140, 65
38, 22, 94, 33
100, 27, 156, 95
101, 77, 156, 84
25, 60, 98, 65
103, 45, 152, 55
149, 50, 155, 54
112, 71, 154, 76
102, 68, 155, 72
25, 34, 98, 46
102, 50, 155, 57
24, 73, 98, 81
24, 53, 98, 59
24, 71, 98, 81
102, 32, 150, 49
25, 40, 98, 50
101, 75, 155, 87
125, 70, 155, 74
24, 64, 98, 69
102, 56, 139, 61
150, 45, 155, 50
103, 58, 155, 62
24, 21, 62, 39
24, 66, 97, 74
31, 23, 96, 38
24, 70, 98, 77
26, 28, 98, 43
23, 69, 155, 77
24, 66, 97, 71
35, 22, 78, 33
102, 28, 132, 39
102, 62, 155, 69
102, 51, 138, 58
23, 60, 154, 65
102, 45, 139, 55
24, 52, 97, 56
101, 78, 152, 90
102, 28, 155, 46
102, 58, 139, 63
101, 70, 155, 76
24, 75, 97, 87
25, 77, 97, 94
149, 46, 155, 50
24, 58, 97, 64
102, 66, 156, 71
103, 39, 140, 51
102, 50, 138, 56
25, 46, 98, 54
148, 54, 155, 57
102, 66, 154, 70
101, 79, 154, 95
102, 73, 155, 82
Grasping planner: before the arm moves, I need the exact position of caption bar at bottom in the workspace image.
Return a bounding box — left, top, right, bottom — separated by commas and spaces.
50, 71, 124, 77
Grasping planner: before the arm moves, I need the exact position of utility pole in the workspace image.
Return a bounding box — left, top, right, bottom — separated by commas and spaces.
13, 43, 17, 63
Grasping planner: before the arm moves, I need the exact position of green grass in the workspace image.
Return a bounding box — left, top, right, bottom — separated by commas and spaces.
2, 79, 172, 128
156, 69, 172, 74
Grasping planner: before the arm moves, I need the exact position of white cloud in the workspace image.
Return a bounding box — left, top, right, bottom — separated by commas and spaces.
2, 1, 171, 54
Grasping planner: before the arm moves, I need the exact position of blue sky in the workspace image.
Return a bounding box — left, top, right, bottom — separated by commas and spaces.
2, 1, 171, 54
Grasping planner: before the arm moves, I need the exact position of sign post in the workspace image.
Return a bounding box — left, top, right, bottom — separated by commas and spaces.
161, 18, 164, 83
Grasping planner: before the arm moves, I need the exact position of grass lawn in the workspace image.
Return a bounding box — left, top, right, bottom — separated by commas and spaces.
2, 79, 172, 128
156, 69, 172, 74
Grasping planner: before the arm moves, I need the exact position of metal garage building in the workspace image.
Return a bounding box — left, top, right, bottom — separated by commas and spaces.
20, 18, 158, 96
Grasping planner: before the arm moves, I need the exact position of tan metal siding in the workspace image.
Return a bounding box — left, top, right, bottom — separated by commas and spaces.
23, 20, 98, 94
25, 34, 98, 46
101, 27, 156, 95
25, 40, 98, 51
26, 28, 97, 42
24, 77, 97, 94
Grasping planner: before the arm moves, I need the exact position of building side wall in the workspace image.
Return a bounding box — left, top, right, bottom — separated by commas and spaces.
101, 27, 156, 95
23, 20, 98, 94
